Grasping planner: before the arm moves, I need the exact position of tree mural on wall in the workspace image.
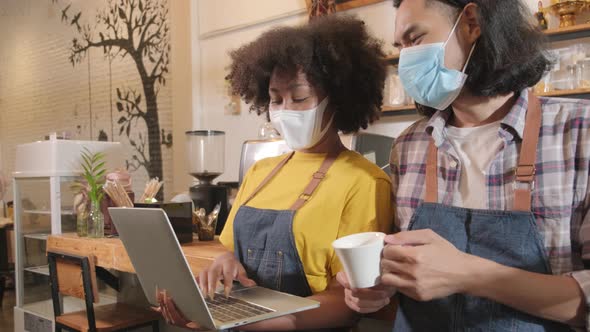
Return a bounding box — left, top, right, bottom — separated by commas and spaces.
54, 0, 172, 186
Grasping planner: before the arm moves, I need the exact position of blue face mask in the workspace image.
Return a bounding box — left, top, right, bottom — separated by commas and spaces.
398, 11, 477, 111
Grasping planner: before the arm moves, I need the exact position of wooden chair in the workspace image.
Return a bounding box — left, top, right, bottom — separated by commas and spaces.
47, 250, 161, 332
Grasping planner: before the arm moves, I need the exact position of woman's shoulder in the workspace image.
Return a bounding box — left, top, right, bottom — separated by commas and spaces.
336, 150, 391, 184
247, 154, 291, 175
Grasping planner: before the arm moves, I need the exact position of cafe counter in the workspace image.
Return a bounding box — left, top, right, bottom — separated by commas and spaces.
46, 233, 227, 275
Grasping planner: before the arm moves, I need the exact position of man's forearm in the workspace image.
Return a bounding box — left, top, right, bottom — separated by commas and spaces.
464, 254, 586, 327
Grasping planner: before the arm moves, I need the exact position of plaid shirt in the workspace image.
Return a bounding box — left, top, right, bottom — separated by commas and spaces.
390, 89, 590, 328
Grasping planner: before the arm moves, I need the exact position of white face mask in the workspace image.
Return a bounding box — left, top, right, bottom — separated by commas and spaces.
269, 98, 333, 150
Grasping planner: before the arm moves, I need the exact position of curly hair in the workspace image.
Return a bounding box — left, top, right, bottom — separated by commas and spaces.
226, 15, 387, 133
394, 0, 552, 117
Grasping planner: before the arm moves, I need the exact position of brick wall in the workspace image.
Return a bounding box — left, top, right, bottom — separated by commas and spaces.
0, 0, 174, 200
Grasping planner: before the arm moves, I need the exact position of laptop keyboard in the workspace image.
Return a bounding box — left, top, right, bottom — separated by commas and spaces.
206, 293, 275, 323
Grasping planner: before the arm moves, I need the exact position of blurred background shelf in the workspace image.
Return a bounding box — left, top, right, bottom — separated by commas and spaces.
23, 209, 75, 216
537, 88, 590, 97
544, 23, 590, 40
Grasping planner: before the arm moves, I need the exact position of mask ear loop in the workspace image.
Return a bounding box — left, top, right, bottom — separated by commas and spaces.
443, 9, 478, 74
443, 10, 465, 47
461, 41, 477, 73
315, 97, 334, 136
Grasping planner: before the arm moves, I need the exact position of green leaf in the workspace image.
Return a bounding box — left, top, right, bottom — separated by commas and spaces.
118, 116, 127, 124
89, 191, 97, 203
81, 149, 92, 164
92, 151, 104, 163
92, 154, 104, 165
93, 161, 106, 173
83, 174, 93, 186
95, 169, 107, 181
81, 163, 91, 176
117, 102, 124, 112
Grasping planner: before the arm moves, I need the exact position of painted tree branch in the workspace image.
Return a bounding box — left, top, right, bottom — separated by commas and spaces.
126, 132, 150, 172
116, 87, 145, 136
55, 0, 170, 195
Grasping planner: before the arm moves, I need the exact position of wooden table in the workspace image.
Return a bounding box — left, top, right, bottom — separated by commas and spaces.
46, 233, 227, 275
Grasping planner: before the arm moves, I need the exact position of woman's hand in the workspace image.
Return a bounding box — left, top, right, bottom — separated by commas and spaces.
380, 229, 471, 301
336, 271, 396, 313
152, 288, 208, 331
198, 251, 257, 299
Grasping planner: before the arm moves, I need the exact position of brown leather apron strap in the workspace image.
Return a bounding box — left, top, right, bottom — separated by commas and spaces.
425, 140, 439, 203
242, 152, 295, 206
513, 94, 542, 212
290, 152, 340, 211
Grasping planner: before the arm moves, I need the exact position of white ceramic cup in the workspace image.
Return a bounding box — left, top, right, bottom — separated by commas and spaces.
332, 232, 386, 289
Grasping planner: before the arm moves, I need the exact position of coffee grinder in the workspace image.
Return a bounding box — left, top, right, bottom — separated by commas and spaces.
186, 130, 229, 234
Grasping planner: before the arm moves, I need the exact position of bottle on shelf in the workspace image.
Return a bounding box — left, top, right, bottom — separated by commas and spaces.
536, 1, 548, 30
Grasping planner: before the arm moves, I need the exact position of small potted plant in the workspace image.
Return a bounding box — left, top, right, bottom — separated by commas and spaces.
78, 148, 107, 238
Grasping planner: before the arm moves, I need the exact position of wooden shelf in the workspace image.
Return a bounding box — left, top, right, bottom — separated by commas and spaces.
382, 104, 415, 113
544, 23, 590, 38
537, 88, 590, 97
335, 0, 387, 11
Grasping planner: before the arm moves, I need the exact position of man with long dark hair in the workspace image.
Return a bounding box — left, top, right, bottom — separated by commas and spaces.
338, 0, 590, 330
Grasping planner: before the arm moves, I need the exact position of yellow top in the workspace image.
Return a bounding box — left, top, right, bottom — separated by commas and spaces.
220, 150, 393, 294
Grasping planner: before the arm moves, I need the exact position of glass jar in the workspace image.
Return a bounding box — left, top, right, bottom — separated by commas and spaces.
258, 122, 280, 140
577, 58, 590, 89
76, 208, 88, 237
87, 201, 104, 238
385, 66, 407, 106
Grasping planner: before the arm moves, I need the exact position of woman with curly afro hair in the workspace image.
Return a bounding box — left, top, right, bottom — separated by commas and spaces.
158, 15, 393, 331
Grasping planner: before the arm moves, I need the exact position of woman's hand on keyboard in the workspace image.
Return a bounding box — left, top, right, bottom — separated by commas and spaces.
152, 288, 208, 331
198, 251, 257, 299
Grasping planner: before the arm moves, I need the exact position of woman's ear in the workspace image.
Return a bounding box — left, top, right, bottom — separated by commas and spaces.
462, 3, 481, 44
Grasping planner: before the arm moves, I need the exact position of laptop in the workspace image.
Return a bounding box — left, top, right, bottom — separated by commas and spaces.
109, 207, 319, 331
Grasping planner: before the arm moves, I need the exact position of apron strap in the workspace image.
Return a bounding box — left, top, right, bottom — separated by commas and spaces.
241, 152, 295, 206
513, 94, 542, 212
290, 151, 340, 211
423, 93, 542, 211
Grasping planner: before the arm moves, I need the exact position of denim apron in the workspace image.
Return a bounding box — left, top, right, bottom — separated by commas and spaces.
233, 151, 347, 331
393, 95, 572, 332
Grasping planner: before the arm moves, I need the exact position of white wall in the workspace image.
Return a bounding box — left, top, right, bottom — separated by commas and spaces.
189, 0, 541, 182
